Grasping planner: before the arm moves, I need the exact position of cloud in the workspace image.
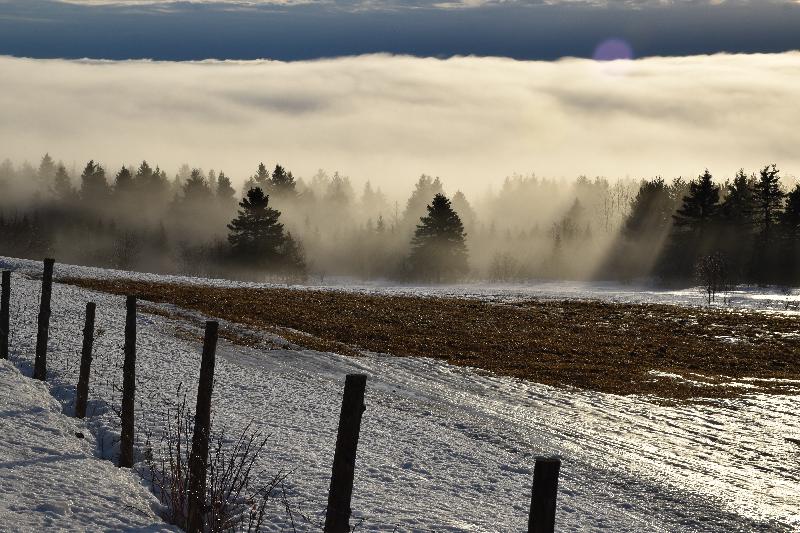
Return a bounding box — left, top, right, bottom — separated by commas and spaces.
0, 52, 798, 196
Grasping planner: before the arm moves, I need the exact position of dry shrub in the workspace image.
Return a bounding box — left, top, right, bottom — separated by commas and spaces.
143, 392, 290, 532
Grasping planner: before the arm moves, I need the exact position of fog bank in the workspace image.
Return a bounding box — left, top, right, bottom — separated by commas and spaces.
1, 52, 799, 196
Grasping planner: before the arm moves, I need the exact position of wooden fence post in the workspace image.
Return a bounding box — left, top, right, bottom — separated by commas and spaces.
0, 271, 10, 360
324, 373, 367, 533
527, 457, 561, 533
186, 320, 219, 533
119, 295, 136, 468
75, 302, 96, 419
33, 258, 55, 380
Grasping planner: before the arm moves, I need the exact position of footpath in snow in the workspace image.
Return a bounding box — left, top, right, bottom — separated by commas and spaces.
0, 257, 799, 531
0, 359, 173, 532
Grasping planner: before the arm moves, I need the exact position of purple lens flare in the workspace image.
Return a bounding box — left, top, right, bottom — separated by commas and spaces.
593, 39, 634, 61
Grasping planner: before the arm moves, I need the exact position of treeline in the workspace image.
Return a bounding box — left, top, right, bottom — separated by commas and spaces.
1, 154, 798, 286
609, 167, 800, 286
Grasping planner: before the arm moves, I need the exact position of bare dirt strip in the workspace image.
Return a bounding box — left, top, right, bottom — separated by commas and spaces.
63, 277, 800, 400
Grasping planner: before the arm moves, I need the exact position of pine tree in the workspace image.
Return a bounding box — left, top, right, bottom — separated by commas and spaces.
80, 160, 109, 205
114, 166, 134, 194
53, 164, 74, 201
37, 153, 56, 194
216, 172, 236, 206
269, 164, 297, 199
721, 169, 757, 227
254, 162, 270, 188
673, 169, 720, 234
182, 168, 211, 203
623, 178, 674, 238
781, 185, 800, 237
753, 164, 784, 235
227, 187, 286, 265
403, 175, 444, 226
408, 193, 468, 281
780, 185, 800, 284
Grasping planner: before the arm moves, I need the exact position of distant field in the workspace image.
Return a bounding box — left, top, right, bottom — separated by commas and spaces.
64, 277, 800, 400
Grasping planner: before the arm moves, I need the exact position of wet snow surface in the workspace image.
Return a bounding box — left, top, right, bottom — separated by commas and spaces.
1, 257, 799, 531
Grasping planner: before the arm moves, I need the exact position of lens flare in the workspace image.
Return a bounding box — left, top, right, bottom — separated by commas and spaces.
593, 38, 634, 61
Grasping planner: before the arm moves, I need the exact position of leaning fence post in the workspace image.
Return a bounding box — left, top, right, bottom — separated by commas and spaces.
0, 271, 10, 360
324, 373, 367, 533
33, 258, 55, 380
527, 456, 561, 533
119, 295, 136, 468
75, 302, 96, 419
186, 320, 219, 533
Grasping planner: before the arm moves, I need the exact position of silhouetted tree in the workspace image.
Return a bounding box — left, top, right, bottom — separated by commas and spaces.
37, 153, 56, 194
182, 168, 211, 203
227, 187, 286, 266
753, 164, 784, 235
216, 172, 236, 206
268, 164, 297, 199
403, 175, 444, 227
115, 166, 134, 194
407, 193, 468, 281
53, 164, 74, 201
673, 170, 720, 235
80, 160, 109, 205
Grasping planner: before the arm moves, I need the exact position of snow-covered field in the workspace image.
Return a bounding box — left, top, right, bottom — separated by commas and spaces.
1, 257, 799, 531
0, 359, 174, 532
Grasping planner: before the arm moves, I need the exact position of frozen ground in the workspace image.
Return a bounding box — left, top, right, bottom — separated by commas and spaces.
1, 257, 799, 531
2, 255, 799, 314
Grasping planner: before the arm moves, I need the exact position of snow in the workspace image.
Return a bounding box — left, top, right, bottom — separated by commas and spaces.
0, 359, 174, 532
1, 256, 799, 531
2, 255, 799, 314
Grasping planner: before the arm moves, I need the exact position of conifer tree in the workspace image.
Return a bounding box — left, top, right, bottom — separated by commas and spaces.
753, 164, 784, 235
408, 193, 468, 281
216, 172, 236, 206
37, 153, 56, 194
227, 187, 286, 265
721, 169, 757, 227
403, 175, 444, 226
182, 168, 211, 202
673, 169, 720, 234
269, 164, 297, 199
114, 166, 134, 194
53, 164, 74, 201
80, 160, 109, 205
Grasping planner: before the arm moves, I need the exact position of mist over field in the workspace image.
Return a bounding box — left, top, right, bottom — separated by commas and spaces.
1, 52, 800, 284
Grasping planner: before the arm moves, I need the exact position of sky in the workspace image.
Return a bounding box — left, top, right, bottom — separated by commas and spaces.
1, 0, 799, 194
1, 1, 800, 61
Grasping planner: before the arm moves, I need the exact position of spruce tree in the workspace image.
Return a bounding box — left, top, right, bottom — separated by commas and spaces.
80, 160, 109, 205
269, 164, 297, 199
114, 166, 134, 194
408, 193, 468, 281
753, 164, 784, 234
182, 168, 211, 202
661, 170, 722, 279
721, 169, 757, 227
227, 187, 286, 265
53, 164, 74, 201
673, 169, 720, 234
216, 172, 236, 206
780, 185, 800, 284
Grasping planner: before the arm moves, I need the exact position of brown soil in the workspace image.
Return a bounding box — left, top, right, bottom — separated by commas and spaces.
63, 277, 800, 400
